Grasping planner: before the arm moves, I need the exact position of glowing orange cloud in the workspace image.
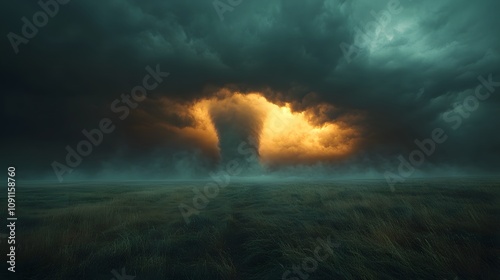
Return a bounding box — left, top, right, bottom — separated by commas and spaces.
127, 98, 220, 160
132, 90, 362, 165
259, 101, 360, 165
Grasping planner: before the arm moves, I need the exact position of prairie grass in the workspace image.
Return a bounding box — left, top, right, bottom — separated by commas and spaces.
0, 179, 498, 279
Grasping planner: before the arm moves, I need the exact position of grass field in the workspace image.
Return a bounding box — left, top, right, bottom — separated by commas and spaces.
0, 179, 498, 279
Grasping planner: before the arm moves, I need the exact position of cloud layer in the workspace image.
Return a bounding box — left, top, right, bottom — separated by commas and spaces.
1, 0, 499, 180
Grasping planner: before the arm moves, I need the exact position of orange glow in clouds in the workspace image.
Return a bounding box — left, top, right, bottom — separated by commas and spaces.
154, 90, 361, 165
259, 101, 359, 164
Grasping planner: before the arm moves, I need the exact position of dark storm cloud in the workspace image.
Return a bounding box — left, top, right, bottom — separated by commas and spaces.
1, 0, 499, 179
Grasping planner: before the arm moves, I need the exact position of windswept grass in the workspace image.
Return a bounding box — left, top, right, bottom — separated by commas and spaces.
0, 179, 498, 279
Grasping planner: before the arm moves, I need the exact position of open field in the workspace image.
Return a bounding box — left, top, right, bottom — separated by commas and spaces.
0, 179, 498, 279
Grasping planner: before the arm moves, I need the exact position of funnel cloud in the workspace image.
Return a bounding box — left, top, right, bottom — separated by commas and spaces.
1, 0, 499, 180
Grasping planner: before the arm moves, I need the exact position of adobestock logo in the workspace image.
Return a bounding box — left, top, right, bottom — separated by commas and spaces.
213, 0, 244, 21
340, 0, 405, 63
7, 0, 71, 54
51, 65, 170, 182
385, 74, 499, 191
178, 136, 259, 224
282, 236, 340, 280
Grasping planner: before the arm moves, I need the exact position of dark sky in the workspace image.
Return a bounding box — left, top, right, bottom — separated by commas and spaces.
1, 0, 499, 181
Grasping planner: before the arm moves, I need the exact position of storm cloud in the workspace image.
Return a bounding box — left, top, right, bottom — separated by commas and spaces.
1, 0, 499, 180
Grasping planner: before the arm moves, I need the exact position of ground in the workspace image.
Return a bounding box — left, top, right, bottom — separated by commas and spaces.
0, 178, 498, 279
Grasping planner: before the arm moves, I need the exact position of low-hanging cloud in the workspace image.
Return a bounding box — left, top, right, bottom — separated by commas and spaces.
1, 0, 499, 180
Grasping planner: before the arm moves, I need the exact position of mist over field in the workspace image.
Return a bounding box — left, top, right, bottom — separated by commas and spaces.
1, 0, 499, 279
1, 0, 499, 182
0, 179, 498, 280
